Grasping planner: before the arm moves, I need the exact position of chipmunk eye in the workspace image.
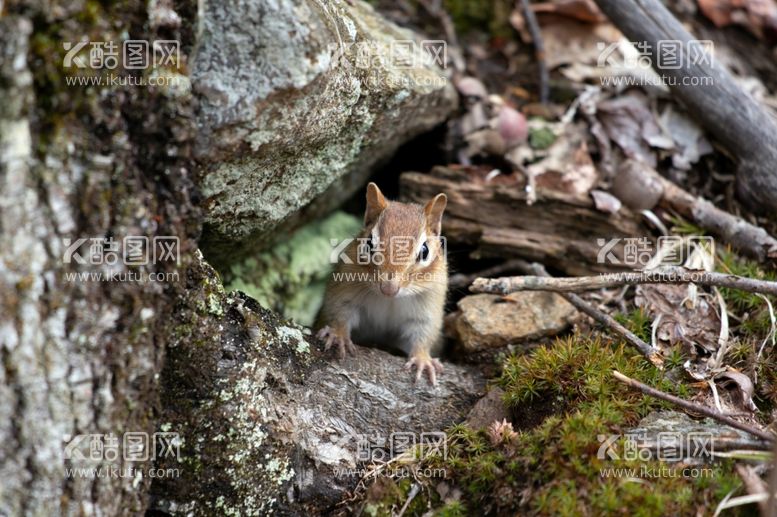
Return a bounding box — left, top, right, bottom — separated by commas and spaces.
418, 242, 429, 262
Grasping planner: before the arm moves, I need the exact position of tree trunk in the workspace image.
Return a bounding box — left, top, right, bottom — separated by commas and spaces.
0, 2, 198, 514
594, 0, 777, 215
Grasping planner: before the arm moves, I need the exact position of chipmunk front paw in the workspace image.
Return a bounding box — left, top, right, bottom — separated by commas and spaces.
405, 351, 444, 386
316, 326, 356, 360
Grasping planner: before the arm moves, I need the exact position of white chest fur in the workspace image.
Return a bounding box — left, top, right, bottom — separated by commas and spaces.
350, 289, 432, 353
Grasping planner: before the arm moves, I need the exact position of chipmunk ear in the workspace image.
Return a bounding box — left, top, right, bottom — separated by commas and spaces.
424, 193, 447, 236
365, 182, 387, 226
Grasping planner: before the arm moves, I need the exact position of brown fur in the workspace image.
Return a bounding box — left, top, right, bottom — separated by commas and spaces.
316, 183, 449, 385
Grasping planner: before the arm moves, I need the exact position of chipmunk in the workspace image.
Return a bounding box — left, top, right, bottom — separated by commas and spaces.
316, 183, 448, 385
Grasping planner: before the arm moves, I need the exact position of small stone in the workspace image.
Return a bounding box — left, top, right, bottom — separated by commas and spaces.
452, 292, 575, 352
455, 76, 488, 99
611, 159, 665, 211
465, 387, 510, 429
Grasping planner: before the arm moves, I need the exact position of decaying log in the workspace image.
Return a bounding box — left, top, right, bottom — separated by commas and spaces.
400, 166, 651, 275
593, 0, 777, 214
151, 254, 484, 516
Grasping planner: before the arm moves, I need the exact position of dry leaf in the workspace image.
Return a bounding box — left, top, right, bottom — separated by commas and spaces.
635, 284, 721, 362
528, 123, 599, 195
715, 371, 758, 412
597, 91, 671, 167
590, 189, 622, 213
532, 0, 607, 23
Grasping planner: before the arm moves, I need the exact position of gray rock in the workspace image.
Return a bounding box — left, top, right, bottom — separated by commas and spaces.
451, 292, 576, 352
152, 253, 484, 515
620, 410, 771, 463
193, 0, 458, 265
465, 387, 510, 429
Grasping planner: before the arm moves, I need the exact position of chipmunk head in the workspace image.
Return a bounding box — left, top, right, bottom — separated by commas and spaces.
360, 182, 447, 298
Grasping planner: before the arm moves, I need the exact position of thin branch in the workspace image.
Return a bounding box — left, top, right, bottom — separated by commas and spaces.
647, 166, 777, 263
735, 465, 768, 515
612, 370, 775, 443
449, 259, 531, 290
518, 0, 549, 104
471, 266, 777, 296
523, 263, 660, 364
418, 0, 466, 73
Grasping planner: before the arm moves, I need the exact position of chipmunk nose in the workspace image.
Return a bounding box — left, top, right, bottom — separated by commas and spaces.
380, 280, 400, 297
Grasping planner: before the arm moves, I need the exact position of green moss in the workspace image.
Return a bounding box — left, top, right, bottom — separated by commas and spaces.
409, 336, 745, 515
528, 126, 556, 150
361, 476, 440, 516
443, 0, 514, 37
224, 211, 362, 326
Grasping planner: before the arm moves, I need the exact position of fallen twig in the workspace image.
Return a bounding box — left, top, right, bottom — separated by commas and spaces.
735, 465, 768, 515
612, 370, 775, 443
471, 266, 777, 296
644, 164, 777, 263
518, 262, 660, 364
449, 259, 531, 290
518, 0, 549, 104
593, 0, 777, 211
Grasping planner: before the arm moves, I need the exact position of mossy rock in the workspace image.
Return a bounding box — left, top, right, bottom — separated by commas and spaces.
224, 211, 362, 326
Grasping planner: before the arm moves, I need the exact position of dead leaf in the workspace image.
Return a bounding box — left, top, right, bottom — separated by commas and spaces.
635, 284, 721, 363
698, 0, 777, 38
456, 76, 488, 99
532, 0, 607, 23
658, 106, 713, 170
538, 21, 622, 69
715, 371, 758, 412
597, 91, 671, 167
527, 123, 598, 195
590, 189, 622, 213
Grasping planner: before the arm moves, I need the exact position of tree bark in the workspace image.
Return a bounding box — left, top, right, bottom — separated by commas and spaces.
593, 0, 777, 215
0, 3, 198, 514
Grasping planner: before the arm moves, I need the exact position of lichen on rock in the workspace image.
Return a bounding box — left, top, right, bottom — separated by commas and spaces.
193, 0, 458, 266
224, 211, 362, 326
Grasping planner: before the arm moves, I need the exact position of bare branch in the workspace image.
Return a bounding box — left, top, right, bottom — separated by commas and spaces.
494, 262, 661, 364
613, 370, 775, 443
518, 0, 549, 104
471, 266, 777, 296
